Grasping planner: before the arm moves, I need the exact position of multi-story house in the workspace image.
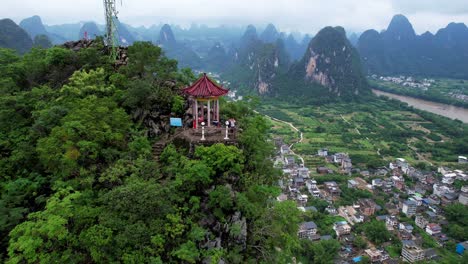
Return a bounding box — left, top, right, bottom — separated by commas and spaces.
402, 244, 425, 263
333, 221, 351, 237
298, 221, 318, 240
358, 198, 377, 216
415, 214, 429, 229
402, 200, 417, 216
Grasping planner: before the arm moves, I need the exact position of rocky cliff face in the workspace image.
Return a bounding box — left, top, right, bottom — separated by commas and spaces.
226, 31, 290, 95
253, 39, 290, 94
158, 24, 177, 47
0, 18, 33, 54
291, 26, 368, 97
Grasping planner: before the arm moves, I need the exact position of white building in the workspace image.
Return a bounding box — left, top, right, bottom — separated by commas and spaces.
317, 148, 328, 157
333, 221, 351, 237
402, 244, 425, 263
426, 223, 442, 236
433, 184, 454, 197
442, 173, 457, 185
459, 156, 468, 164
402, 200, 417, 216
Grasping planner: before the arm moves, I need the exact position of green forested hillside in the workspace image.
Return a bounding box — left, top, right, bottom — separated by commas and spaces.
0, 41, 301, 263
0, 19, 33, 54
272, 26, 370, 103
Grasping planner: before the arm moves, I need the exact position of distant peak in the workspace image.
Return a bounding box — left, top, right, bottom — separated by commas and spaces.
265, 23, 277, 31
159, 24, 176, 46
386, 14, 416, 39
22, 15, 43, 24
246, 24, 257, 33
333, 26, 347, 37
445, 22, 468, 31
388, 15, 413, 30
161, 24, 172, 31
260, 23, 280, 43
241, 25, 258, 44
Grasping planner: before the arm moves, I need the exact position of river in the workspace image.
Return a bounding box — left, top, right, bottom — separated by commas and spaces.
372, 89, 468, 123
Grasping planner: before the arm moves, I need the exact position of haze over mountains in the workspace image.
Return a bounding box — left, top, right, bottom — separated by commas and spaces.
358, 14, 468, 79
1, 14, 467, 99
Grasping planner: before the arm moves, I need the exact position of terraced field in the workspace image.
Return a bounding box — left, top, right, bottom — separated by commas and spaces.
260, 97, 468, 169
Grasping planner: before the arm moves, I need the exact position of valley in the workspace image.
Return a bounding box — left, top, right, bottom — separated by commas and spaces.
1, 2, 468, 263
261, 96, 467, 263
260, 98, 467, 170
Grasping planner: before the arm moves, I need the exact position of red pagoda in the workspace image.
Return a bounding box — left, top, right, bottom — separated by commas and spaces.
182, 73, 229, 128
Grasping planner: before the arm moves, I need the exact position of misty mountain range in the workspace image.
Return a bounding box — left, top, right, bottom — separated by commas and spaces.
357, 14, 468, 79
1, 14, 467, 98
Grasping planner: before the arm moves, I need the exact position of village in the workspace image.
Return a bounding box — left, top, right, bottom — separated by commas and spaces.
371, 75, 435, 91
273, 138, 468, 263
371, 75, 435, 90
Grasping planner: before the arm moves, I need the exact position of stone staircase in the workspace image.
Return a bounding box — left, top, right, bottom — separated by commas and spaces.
152, 141, 168, 159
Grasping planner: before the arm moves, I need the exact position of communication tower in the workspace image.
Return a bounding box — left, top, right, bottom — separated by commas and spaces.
103, 0, 120, 59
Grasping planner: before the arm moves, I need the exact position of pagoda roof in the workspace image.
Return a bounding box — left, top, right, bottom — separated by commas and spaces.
182, 73, 229, 98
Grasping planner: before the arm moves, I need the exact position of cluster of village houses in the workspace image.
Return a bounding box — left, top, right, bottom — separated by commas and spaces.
447, 92, 468, 103
274, 140, 468, 263
371, 75, 434, 90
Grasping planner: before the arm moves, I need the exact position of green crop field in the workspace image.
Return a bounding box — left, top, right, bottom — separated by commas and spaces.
260, 97, 468, 169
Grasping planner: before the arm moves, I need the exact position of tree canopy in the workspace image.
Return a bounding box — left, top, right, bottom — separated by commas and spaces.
0, 40, 302, 263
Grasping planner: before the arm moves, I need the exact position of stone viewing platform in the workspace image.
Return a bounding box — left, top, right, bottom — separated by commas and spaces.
178, 126, 238, 145
153, 72, 239, 159
152, 127, 238, 158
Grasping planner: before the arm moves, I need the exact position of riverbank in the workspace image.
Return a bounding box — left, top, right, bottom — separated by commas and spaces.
373, 89, 468, 123
368, 78, 468, 108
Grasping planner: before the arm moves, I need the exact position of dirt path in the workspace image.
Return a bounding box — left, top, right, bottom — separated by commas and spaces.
259, 111, 305, 166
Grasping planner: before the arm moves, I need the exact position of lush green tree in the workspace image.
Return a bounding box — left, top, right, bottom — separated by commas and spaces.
353, 236, 368, 249
359, 220, 392, 245
299, 239, 340, 264
7, 188, 90, 263
33, 34, 52, 49
36, 96, 131, 180
0, 40, 299, 264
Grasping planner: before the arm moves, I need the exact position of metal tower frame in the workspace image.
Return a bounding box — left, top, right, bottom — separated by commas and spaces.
103, 0, 120, 59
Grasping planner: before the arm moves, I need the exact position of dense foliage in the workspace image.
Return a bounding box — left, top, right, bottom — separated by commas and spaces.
443, 204, 468, 241
355, 220, 392, 245
0, 41, 301, 263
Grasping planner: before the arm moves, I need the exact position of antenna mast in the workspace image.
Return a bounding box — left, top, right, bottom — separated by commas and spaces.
103, 0, 119, 59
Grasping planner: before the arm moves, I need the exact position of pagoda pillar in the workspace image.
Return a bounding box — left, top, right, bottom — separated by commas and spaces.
194, 99, 198, 129
216, 100, 220, 124
201, 100, 204, 122
207, 100, 211, 127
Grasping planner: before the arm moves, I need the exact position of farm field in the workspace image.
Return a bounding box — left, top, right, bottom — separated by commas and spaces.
260, 97, 468, 170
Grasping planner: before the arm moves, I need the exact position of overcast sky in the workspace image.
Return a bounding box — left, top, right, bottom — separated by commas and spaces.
3, 0, 468, 34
